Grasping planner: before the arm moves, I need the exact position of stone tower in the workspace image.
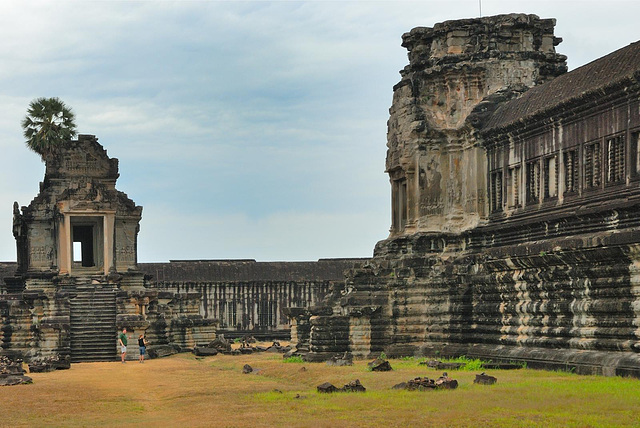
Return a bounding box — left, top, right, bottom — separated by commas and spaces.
386, 14, 566, 237
294, 14, 569, 362
13, 134, 142, 279
3, 135, 216, 364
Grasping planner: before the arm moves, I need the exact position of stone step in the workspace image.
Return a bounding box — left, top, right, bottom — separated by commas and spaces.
71, 300, 116, 306
70, 320, 115, 325
71, 332, 115, 337
70, 320, 116, 325
70, 337, 117, 343
72, 357, 118, 363
70, 312, 116, 318
73, 295, 116, 299
70, 317, 115, 323
71, 342, 117, 349
70, 298, 116, 305
71, 355, 118, 363
70, 289, 117, 363
71, 348, 117, 355
71, 339, 115, 345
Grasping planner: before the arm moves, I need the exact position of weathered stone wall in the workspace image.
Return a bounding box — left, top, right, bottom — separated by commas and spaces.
299, 15, 640, 376
386, 14, 566, 237
0, 262, 17, 289
139, 259, 365, 339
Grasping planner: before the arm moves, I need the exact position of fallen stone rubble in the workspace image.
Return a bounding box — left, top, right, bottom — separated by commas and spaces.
474, 372, 498, 385
28, 355, 71, 373
326, 352, 353, 367
368, 358, 393, 371
392, 373, 458, 391
0, 356, 32, 386
193, 337, 291, 357
317, 379, 366, 393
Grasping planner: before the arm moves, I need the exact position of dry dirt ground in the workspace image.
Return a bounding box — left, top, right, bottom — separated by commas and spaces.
1, 350, 640, 427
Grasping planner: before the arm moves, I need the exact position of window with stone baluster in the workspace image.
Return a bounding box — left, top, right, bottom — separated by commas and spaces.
526, 160, 540, 204
584, 141, 601, 189
563, 149, 578, 194
606, 135, 625, 184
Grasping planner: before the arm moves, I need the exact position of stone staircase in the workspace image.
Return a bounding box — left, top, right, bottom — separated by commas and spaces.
70, 284, 117, 363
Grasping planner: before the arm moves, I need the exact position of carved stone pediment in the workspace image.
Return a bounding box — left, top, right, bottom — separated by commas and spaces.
45, 135, 119, 180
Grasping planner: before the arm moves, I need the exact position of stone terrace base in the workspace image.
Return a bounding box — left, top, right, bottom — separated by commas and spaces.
385, 343, 640, 377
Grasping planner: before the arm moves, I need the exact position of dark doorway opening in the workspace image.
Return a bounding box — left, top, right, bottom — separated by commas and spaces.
73, 225, 95, 267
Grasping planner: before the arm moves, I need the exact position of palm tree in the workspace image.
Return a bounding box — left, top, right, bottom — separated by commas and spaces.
21, 97, 77, 160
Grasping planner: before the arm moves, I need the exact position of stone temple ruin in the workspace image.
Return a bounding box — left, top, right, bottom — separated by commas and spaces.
1, 135, 217, 364
288, 14, 640, 376
4, 14, 640, 376
0, 134, 361, 363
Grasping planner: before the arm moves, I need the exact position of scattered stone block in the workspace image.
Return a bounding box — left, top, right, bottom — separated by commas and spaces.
326, 352, 353, 367
474, 372, 497, 385
317, 380, 367, 393
28, 355, 70, 373
282, 348, 296, 358
192, 347, 218, 357
408, 377, 437, 391
242, 364, 253, 374
393, 373, 458, 391
368, 358, 392, 371
241, 335, 257, 347
435, 373, 458, 390
0, 356, 32, 386
148, 345, 178, 359
317, 382, 339, 393
207, 335, 231, 353
341, 379, 366, 392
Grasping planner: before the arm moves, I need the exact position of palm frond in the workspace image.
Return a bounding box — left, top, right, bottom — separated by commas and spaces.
21, 97, 77, 159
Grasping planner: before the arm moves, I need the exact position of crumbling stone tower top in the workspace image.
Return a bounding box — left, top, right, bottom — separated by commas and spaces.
386, 14, 567, 239
13, 134, 142, 279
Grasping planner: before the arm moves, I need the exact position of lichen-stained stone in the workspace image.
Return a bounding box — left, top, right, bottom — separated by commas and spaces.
303, 14, 640, 377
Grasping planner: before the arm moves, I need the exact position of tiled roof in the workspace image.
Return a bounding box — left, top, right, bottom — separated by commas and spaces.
483, 41, 640, 131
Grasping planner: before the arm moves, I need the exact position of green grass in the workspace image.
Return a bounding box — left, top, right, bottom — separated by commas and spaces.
1, 352, 640, 427
445, 356, 485, 371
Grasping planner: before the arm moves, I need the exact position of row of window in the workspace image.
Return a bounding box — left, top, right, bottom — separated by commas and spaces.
490, 133, 638, 212
218, 300, 285, 329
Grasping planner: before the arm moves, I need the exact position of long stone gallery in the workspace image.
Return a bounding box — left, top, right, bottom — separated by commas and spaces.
3, 14, 640, 376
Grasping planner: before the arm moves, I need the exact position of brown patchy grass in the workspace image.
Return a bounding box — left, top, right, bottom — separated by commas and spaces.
1, 353, 639, 427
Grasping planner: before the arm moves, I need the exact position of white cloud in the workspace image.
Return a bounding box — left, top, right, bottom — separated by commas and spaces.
1, 1, 639, 262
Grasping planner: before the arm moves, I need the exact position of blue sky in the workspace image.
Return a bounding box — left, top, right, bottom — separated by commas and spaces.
1, 1, 639, 262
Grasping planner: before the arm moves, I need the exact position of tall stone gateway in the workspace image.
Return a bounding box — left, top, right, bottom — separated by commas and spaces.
2, 135, 216, 364
295, 14, 640, 376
